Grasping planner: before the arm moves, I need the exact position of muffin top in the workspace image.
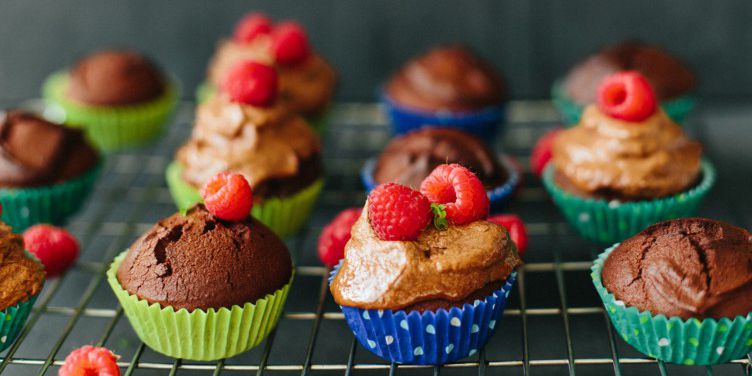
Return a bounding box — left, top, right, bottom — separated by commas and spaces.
0, 222, 45, 311
66, 50, 166, 106
385, 45, 505, 112
373, 128, 508, 190
602, 218, 752, 320
117, 205, 292, 312
0, 111, 99, 188
564, 41, 696, 105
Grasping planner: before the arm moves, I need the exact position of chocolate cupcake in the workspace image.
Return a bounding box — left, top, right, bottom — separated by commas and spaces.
592, 218, 752, 365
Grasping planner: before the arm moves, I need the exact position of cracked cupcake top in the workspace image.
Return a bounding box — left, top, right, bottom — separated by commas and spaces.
0, 222, 44, 311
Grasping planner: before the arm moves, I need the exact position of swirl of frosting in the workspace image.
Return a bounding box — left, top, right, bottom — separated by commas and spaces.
552, 105, 702, 200
330, 207, 521, 310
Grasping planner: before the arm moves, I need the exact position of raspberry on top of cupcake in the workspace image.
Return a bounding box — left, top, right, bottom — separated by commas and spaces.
331, 164, 521, 312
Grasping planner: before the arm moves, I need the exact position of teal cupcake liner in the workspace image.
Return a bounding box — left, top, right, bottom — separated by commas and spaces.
1, 252, 43, 353
43, 72, 179, 152
542, 160, 715, 244
551, 80, 697, 126
592, 245, 752, 365
0, 162, 102, 232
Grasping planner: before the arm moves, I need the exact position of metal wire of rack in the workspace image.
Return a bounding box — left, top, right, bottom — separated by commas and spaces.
0, 100, 750, 376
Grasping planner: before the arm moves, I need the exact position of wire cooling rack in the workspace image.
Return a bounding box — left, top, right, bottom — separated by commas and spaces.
0, 100, 750, 376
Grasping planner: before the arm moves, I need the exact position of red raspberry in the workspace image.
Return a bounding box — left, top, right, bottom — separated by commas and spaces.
596, 71, 657, 122
271, 22, 311, 66
221, 60, 278, 107
201, 172, 253, 222
233, 12, 273, 43
530, 128, 563, 177
367, 183, 432, 241
59, 345, 120, 376
23, 225, 79, 278
318, 208, 362, 267
420, 164, 489, 225
488, 214, 529, 258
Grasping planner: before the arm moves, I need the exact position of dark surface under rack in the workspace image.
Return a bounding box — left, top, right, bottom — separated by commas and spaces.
0, 100, 751, 376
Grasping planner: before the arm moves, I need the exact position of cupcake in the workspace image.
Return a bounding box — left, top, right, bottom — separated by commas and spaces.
542, 71, 714, 244
107, 203, 293, 360
200, 13, 336, 131
552, 40, 696, 124
361, 128, 519, 210
382, 45, 506, 139
331, 164, 521, 365
592, 218, 752, 365
166, 60, 323, 237
0, 111, 101, 231
43, 49, 178, 151
0, 221, 45, 352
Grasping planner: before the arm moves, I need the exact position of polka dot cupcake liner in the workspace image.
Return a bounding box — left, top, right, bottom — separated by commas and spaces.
329, 262, 517, 365
550, 79, 697, 126
592, 244, 752, 365
0, 252, 43, 353
542, 159, 715, 244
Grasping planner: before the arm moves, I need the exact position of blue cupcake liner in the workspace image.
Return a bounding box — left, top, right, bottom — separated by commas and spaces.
379, 90, 505, 140
329, 261, 517, 365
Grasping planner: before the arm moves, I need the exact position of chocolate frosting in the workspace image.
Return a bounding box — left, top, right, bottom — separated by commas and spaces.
552, 105, 702, 200
330, 206, 521, 310
66, 50, 166, 106
0, 111, 99, 188
564, 41, 696, 105
0, 221, 45, 311
117, 205, 292, 312
373, 128, 508, 190
385, 45, 505, 112
602, 218, 752, 320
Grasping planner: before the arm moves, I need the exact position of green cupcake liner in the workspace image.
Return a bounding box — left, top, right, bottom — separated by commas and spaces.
551, 80, 697, 126
107, 252, 292, 360
43, 72, 179, 152
1, 252, 43, 353
165, 162, 323, 238
0, 162, 102, 232
542, 160, 715, 244
592, 245, 752, 365
195, 80, 215, 104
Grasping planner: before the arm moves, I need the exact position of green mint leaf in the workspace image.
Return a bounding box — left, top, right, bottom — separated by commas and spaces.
431, 203, 448, 231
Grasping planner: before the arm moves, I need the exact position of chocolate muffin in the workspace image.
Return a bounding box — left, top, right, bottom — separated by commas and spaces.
385, 45, 505, 112
117, 204, 292, 311
564, 41, 696, 105
66, 50, 166, 106
0, 111, 99, 188
0, 221, 45, 311
602, 218, 752, 320
373, 128, 507, 190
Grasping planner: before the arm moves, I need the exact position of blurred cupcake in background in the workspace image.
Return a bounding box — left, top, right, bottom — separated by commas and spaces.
43, 49, 179, 151
199, 12, 337, 132
381, 45, 507, 139
552, 40, 696, 125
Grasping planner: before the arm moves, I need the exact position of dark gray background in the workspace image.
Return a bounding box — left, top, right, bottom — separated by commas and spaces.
1, 0, 752, 102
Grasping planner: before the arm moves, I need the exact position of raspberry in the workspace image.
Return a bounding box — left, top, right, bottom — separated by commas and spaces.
420, 164, 489, 225
221, 60, 278, 107
59, 345, 120, 376
233, 12, 273, 43
367, 183, 432, 241
23, 225, 79, 278
271, 22, 310, 66
488, 214, 529, 258
318, 208, 362, 267
201, 172, 253, 222
530, 128, 563, 177
596, 71, 657, 122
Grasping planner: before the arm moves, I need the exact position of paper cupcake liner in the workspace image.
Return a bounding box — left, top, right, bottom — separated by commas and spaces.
379, 90, 505, 140
592, 245, 752, 365
107, 252, 292, 360
329, 262, 517, 365
43, 72, 179, 152
542, 160, 715, 244
1, 252, 43, 353
550, 80, 696, 126
165, 162, 323, 238
0, 162, 102, 232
